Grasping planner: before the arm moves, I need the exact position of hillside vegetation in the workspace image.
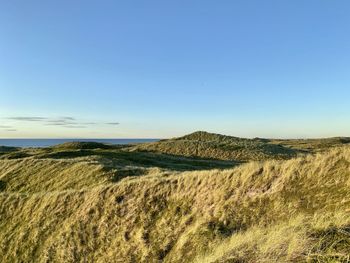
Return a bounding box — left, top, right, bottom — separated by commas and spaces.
0, 132, 350, 262
0, 146, 19, 153
131, 131, 350, 162
270, 137, 350, 152
130, 131, 299, 161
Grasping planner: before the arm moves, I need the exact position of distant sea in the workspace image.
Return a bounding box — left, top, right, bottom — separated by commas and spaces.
0, 139, 159, 148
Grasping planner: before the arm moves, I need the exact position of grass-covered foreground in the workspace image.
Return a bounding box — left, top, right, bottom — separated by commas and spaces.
0, 132, 349, 262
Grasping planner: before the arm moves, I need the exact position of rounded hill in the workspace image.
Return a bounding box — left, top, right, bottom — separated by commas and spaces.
130, 131, 299, 161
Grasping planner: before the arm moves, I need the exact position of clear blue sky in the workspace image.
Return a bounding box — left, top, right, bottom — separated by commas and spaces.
1, 0, 349, 138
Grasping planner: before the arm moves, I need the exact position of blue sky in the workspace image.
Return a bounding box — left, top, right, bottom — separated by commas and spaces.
1, 0, 349, 138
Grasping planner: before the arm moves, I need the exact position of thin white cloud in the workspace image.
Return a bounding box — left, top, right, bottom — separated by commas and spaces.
7, 117, 47, 121
63, 125, 87, 128
106, 122, 120, 125
3, 116, 120, 130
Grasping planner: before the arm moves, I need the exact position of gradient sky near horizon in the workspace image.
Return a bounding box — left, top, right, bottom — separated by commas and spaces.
1, 1, 350, 138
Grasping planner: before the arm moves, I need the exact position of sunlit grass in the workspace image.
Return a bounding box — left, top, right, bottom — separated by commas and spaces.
0, 135, 349, 262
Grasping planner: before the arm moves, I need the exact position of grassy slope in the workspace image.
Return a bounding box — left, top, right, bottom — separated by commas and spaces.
129, 131, 301, 162
0, 144, 349, 262
270, 137, 350, 152
0, 146, 236, 194
130, 131, 350, 162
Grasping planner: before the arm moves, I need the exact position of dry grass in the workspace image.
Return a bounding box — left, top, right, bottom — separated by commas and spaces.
131, 132, 350, 162
270, 137, 350, 152
130, 131, 299, 161
0, 143, 349, 262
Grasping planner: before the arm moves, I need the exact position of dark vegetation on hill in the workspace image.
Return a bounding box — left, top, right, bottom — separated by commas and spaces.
52, 141, 118, 150
0, 146, 19, 153
0, 131, 349, 262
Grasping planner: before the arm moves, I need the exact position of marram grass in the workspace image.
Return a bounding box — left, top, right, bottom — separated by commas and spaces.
0, 141, 349, 262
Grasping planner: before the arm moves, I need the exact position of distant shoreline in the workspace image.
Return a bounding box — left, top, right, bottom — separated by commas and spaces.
0, 139, 159, 148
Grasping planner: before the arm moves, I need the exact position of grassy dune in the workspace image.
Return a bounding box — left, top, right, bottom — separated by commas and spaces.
0, 137, 349, 262
270, 137, 350, 152
131, 131, 350, 162
130, 131, 300, 161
